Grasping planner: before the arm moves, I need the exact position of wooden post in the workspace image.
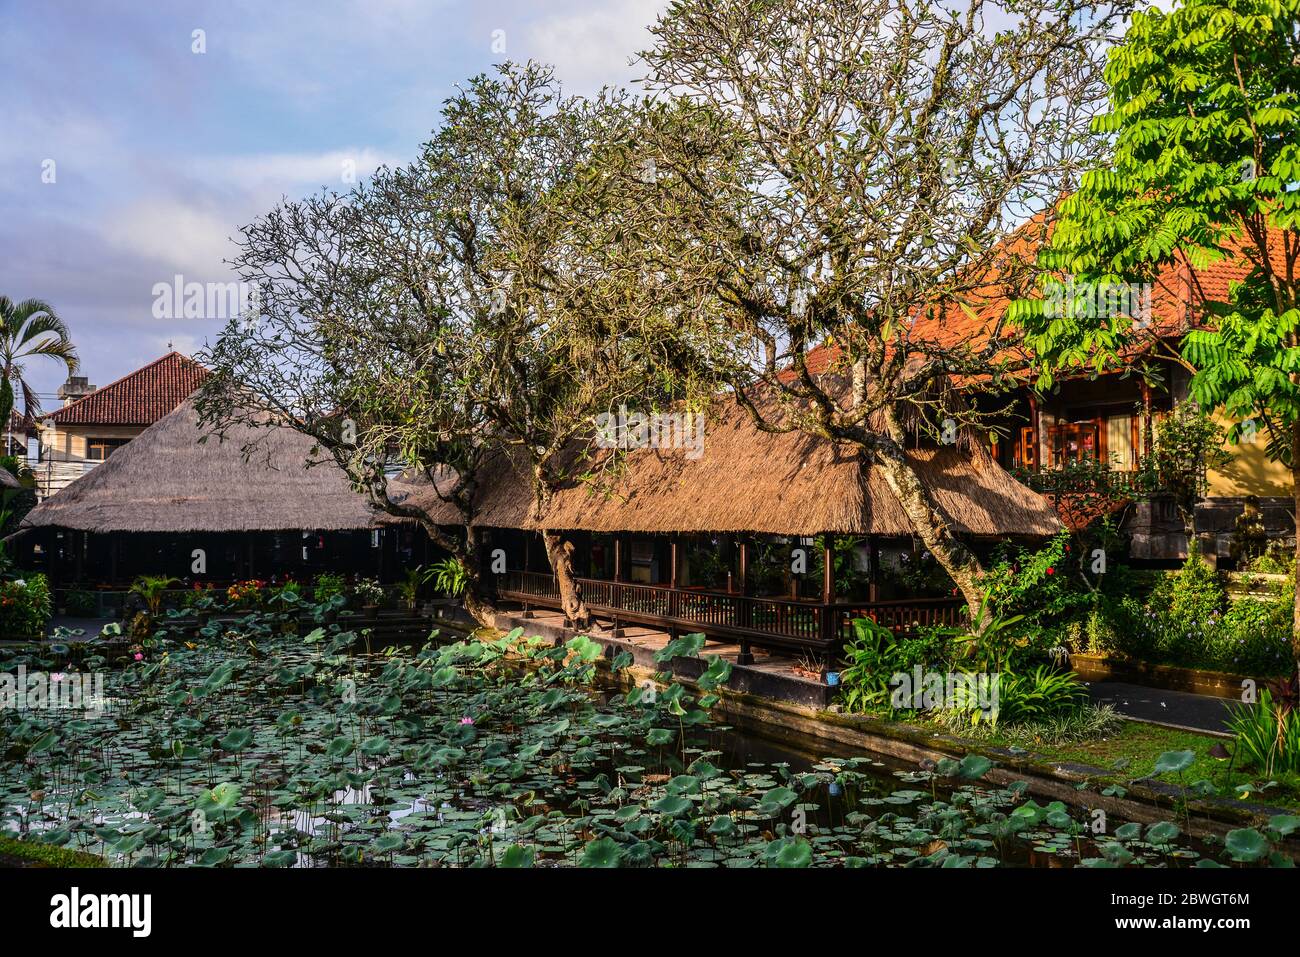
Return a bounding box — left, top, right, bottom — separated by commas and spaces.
613, 536, 622, 582
670, 539, 678, 588
822, 534, 834, 604
821, 534, 835, 647
1028, 395, 1040, 472
738, 540, 749, 594
867, 535, 879, 602
1140, 380, 1153, 461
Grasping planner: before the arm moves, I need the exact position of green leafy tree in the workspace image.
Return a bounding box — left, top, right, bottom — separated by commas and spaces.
1011, 0, 1300, 677
1151, 402, 1231, 542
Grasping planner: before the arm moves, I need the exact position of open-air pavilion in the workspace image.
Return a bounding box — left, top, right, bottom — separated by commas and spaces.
391, 398, 1062, 662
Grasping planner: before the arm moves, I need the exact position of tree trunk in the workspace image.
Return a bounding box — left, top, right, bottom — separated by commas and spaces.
457, 527, 498, 629
541, 528, 590, 627
530, 466, 590, 628
1291, 427, 1300, 687
416, 518, 496, 629
845, 405, 988, 629
871, 445, 989, 628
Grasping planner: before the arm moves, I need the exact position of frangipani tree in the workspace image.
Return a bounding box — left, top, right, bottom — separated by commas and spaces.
611, 0, 1125, 621
198, 175, 501, 624
202, 63, 731, 627
1011, 0, 1300, 677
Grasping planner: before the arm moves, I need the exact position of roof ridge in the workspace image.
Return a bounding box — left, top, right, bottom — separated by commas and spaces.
47, 351, 207, 424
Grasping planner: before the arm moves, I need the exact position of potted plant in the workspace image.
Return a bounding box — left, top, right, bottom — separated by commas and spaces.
353, 577, 384, 619
397, 565, 434, 612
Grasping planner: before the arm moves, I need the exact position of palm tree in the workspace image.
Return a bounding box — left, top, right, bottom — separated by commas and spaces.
0, 296, 80, 453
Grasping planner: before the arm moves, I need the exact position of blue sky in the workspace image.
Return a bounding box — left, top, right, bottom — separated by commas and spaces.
0, 0, 667, 407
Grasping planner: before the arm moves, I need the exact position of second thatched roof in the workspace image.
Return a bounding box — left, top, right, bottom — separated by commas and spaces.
21, 397, 379, 534
389, 399, 1060, 538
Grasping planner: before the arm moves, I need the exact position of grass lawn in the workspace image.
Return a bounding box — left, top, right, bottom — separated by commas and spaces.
985, 720, 1300, 810
0, 835, 107, 868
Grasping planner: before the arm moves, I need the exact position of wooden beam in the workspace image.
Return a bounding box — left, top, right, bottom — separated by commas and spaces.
1140, 380, 1153, 460
670, 538, 679, 589
613, 536, 622, 582
737, 540, 749, 595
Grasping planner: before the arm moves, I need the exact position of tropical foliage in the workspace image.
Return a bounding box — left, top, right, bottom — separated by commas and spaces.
0, 295, 79, 426
0, 573, 51, 639
1009, 0, 1300, 679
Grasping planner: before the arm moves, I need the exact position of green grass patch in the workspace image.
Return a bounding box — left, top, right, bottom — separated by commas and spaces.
0, 835, 107, 868
900, 711, 1300, 810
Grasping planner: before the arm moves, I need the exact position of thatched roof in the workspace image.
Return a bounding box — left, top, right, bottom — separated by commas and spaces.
0, 468, 21, 491
388, 399, 1060, 538
21, 396, 379, 534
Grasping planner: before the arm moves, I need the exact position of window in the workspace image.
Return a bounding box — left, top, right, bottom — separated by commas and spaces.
86, 438, 130, 460
1050, 422, 1100, 466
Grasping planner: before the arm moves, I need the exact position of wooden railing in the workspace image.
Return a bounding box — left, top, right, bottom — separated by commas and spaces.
495, 570, 966, 656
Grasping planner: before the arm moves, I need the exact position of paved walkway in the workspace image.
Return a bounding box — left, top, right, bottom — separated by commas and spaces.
1086, 680, 1241, 737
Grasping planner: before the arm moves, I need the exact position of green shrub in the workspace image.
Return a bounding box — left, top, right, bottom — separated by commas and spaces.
995, 665, 1089, 726
1081, 551, 1293, 676
312, 573, 346, 603
64, 589, 98, 617
838, 618, 955, 713
982, 532, 1087, 631
1226, 690, 1300, 776
1213, 595, 1294, 675
0, 834, 107, 868
0, 573, 51, 638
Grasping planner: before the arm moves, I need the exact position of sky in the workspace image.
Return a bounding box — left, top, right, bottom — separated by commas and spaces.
0, 0, 669, 409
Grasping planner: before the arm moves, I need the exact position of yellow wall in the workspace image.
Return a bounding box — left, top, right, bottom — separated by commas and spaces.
1206, 415, 1294, 498
38, 424, 143, 463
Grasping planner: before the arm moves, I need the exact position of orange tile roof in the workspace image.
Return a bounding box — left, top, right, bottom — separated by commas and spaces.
783, 221, 1280, 384
46, 352, 209, 427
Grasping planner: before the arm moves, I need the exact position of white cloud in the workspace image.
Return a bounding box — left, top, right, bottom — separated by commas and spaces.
101, 199, 239, 276
194, 148, 400, 190
525, 0, 669, 90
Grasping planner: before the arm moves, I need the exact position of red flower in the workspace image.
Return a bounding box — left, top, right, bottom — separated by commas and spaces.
1045, 567, 1055, 575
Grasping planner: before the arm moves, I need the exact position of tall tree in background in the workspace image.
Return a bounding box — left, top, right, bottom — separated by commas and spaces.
0, 296, 80, 452
414, 64, 734, 627
1011, 0, 1300, 679
616, 0, 1124, 622
197, 180, 501, 624
201, 63, 731, 627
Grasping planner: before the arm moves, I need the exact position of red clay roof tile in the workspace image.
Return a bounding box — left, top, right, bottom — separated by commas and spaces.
46, 352, 209, 427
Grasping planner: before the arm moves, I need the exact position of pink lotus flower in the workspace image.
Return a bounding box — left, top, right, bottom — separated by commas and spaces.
134, 653, 144, 661
459, 717, 474, 725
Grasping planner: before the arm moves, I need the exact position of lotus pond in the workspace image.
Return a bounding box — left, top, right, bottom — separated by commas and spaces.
1, 617, 1296, 868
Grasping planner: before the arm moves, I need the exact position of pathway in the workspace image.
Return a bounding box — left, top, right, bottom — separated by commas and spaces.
1086, 680, 1239, 737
